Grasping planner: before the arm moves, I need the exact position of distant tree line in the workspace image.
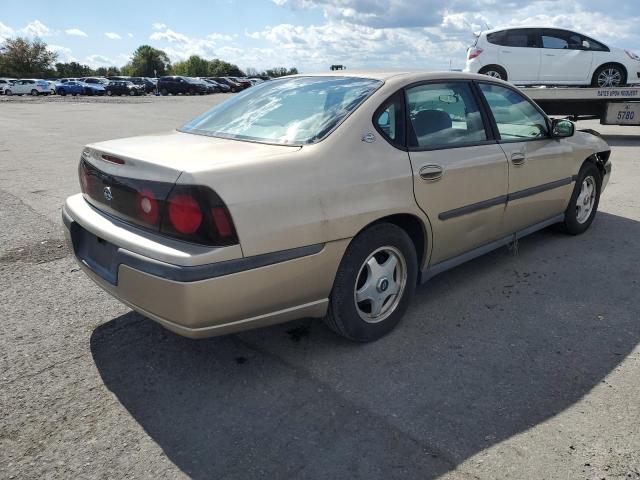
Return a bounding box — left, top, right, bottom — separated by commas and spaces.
0, 37, 298, 79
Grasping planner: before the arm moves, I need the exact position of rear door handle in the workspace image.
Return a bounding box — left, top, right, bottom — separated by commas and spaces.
511, 153, 526, 165
501, 50, 511, 54
419, 164, 444, 181
544, 53, 555, 57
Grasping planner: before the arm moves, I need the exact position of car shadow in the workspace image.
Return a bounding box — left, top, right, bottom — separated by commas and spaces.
90, 211, 640, 479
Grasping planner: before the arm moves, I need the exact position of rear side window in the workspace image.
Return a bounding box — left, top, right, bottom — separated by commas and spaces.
479, 83, 548, 140
374, 92, 405, 148
405, 82, 487, 149
487, 29, 536, 48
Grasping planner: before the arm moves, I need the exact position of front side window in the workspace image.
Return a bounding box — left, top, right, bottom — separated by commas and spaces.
542, 29, 582, 50
405, 82, 487, 149
181, 76, 382, 145
479, 83, 548, 140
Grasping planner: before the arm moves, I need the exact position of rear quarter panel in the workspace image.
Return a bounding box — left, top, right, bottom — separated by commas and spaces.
178, 79, 431, 259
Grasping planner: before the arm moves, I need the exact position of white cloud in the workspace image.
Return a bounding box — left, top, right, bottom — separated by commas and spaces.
87, 54, 113, 66
0, 21, 14, 41
248, 0, 640, 71
150, 28, 189, 43
105, 32, 122, 40
207, 32, 233, 41
48, 44, 76, 62
152, 22, 167, 30
21, 20, 53, 37
65, 28, 87, 37
127, 33, 134, 38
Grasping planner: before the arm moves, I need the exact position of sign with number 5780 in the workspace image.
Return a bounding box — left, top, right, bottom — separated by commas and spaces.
604, 102, 640, 125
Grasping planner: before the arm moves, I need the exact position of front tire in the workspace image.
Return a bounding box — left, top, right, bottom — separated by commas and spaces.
324, 223, 417, 342
592, 64, 626, 87
31, 89, 39, 96
560, 162, 601, 235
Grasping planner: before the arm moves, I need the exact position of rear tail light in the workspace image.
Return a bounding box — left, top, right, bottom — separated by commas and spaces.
79, 159, 238, 246
160, 185, 237, 245
468, 47, 483, 60
167, 194, 203, 234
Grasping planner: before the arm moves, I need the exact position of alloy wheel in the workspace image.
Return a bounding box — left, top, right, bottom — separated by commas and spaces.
576, 176, 596, 224
597, 68, 622, 87
353, 246, 407, 323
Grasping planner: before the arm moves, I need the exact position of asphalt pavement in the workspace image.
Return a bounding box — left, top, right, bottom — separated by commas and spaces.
1, 94, 639, 479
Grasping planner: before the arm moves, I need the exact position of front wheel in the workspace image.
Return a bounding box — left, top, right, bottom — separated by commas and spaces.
106, 90, 113, 96
560, 162, 601, 235
592, 65, 626, 87
324, 223, 417, 342
31, 89, 39, 96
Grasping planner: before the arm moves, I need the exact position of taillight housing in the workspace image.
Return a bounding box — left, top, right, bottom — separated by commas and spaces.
78, 159, 238, 247
161, 185, 238, 246
468, 47, 483, 60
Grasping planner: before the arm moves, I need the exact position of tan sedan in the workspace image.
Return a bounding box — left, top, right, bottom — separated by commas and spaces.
63, 71, 611, 341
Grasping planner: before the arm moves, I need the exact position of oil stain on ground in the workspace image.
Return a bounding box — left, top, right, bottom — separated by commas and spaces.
0, 238, 69, 264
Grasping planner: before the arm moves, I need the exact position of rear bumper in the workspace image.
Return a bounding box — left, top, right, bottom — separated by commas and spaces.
63, 197, 346, 338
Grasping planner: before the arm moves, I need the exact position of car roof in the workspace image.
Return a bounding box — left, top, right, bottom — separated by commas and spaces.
288, 70, 502, 83
481, 26, 584, 34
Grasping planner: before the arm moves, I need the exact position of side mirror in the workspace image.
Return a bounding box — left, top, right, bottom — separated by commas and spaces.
582, 40, 591, 50
552, 118, 575, 138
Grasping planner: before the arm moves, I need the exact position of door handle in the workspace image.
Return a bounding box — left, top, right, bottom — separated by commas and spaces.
419, 164, 443, 181
511, 153, 526, 165
501, 50, 511, 54
544, 53, 555, 57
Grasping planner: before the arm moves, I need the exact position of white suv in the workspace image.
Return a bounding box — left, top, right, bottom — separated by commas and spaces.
5, 79, 52, 96
465, 27, 640, 87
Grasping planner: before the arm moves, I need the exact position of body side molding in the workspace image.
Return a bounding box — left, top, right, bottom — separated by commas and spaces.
420, 213, 565, 283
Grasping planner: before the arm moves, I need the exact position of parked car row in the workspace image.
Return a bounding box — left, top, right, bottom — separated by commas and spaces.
1, 75, 269, 97
156, 76, 265, 95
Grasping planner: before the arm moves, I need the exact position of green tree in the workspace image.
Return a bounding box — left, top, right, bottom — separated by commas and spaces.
206, 58, 244, 77
0, 37, 57, 77
122, 45, 170, 77
105, 66, 121, 77
55, 62, 95, 78
171, 55, 210, 76
264, 67, 298, 78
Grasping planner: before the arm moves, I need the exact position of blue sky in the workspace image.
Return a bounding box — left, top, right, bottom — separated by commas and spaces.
1, 0, 640, 73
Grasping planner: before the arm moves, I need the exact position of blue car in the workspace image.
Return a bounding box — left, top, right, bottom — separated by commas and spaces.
56, 81, 85, 96
81, 82, 105, 96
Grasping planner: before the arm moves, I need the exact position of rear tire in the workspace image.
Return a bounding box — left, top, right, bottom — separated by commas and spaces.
31, 89, 39, 96
559, 162, 601, 235
324, 223, 417, 342
479, 65, 508, 81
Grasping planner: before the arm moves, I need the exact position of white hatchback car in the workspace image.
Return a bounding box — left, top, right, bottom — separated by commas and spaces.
5, 79, 52, 96
465, 27, 640, 87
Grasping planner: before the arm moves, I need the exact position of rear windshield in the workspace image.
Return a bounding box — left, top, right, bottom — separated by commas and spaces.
180, 76, 382, 145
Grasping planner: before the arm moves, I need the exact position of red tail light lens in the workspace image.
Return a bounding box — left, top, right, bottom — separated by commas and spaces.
167, 194, 203, 234
211, 207, 233, 238
468, 47, 483, 60
159, 184, 238, 246
101, 154, 125, 165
